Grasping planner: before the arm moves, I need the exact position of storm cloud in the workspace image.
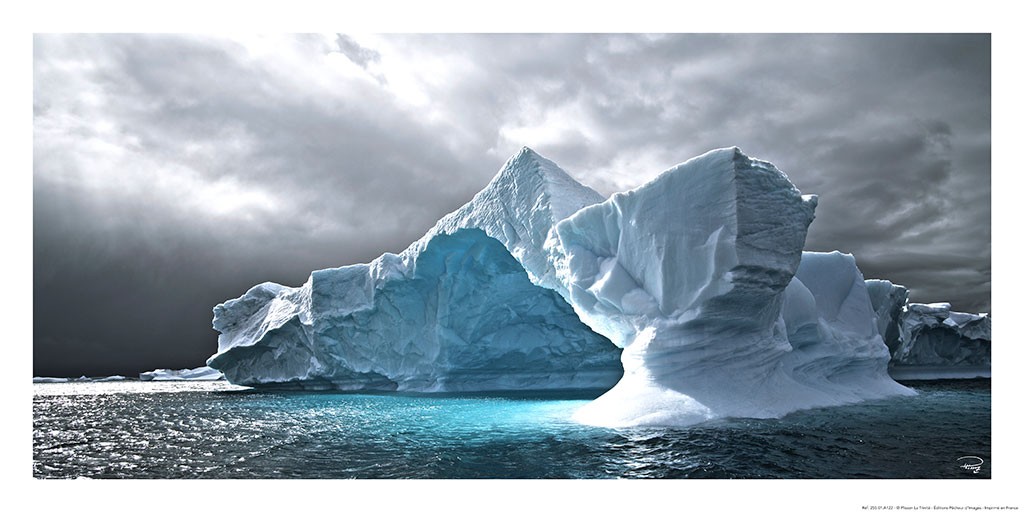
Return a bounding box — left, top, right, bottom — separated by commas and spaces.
33, 33, 990, 377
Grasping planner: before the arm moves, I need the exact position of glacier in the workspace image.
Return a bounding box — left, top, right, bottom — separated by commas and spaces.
209, 146, 920, 426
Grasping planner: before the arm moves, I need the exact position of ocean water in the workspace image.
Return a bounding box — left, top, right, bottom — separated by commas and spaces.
33, 379, 990, 479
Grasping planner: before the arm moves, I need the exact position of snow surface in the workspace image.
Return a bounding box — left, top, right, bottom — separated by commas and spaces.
209, 146, 917, 426
139, 366, 225, 381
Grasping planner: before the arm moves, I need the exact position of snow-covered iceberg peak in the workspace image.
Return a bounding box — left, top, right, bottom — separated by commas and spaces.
415, 146, 605, 293
568, 148, 910, 426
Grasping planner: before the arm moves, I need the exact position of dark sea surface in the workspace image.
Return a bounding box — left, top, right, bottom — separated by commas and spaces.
33, 379, 991, 479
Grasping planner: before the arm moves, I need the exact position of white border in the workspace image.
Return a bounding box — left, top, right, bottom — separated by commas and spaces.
6, 2, 1018, 511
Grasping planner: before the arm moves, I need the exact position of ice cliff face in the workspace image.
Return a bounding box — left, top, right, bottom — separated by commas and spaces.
897, 303, 990, 365
894, 303, 990, 379
864, 279, 910, 356
864, 281, 991, 379
209, 146, 917, 425
208, 149, 622, 391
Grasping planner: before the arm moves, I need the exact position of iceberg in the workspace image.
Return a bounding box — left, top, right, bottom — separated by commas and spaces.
34, 375, 129, 382
33, 376, 71, 383
567, 152, 911, 427
140, 366, 225, 381
783, 253, 911, 397
864, 281, 991, 380
209, 146, 915, 426
93, 375, 128, 382
890, 303, 991, 380
208, 148, 623, 391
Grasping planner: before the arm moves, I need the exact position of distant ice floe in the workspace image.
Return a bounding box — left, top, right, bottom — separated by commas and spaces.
139, 366, 225, 381
33, 375, 128, 383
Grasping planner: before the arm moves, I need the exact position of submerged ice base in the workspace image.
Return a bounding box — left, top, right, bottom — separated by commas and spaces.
210, 146, 916, 426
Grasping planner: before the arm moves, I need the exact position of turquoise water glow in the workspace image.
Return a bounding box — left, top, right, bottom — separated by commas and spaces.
33, 379, 990, 478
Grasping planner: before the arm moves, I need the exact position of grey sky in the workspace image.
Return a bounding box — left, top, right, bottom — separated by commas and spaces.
33, 33, 990, 376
